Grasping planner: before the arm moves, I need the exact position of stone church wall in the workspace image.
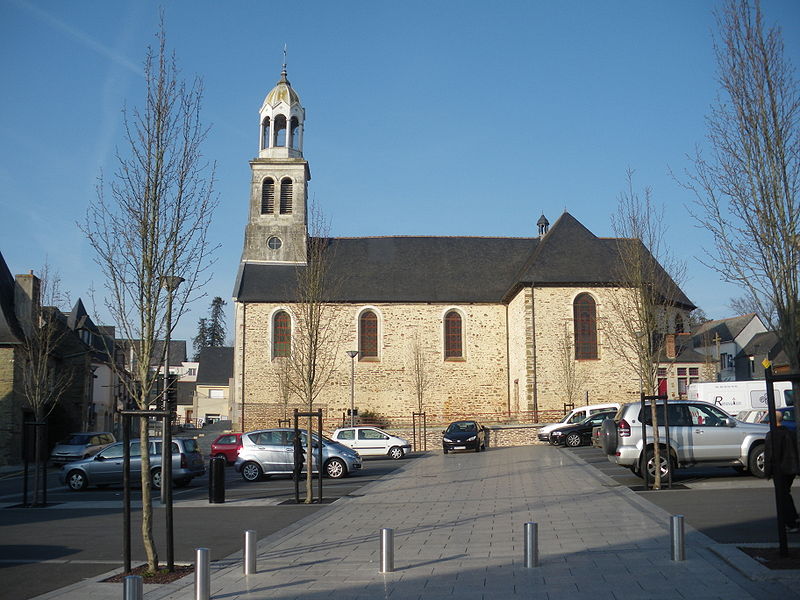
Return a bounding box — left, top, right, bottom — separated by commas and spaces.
238, 301, 510, 430
532, 286, 639, 414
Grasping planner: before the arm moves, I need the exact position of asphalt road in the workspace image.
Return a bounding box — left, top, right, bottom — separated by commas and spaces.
573, 444, 786, 544
0, 456, 411, 600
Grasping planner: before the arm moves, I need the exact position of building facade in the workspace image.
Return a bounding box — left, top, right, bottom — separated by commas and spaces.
232, 70, 696, 430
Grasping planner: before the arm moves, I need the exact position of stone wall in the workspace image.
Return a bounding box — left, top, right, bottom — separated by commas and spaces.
0, 346, 24, 466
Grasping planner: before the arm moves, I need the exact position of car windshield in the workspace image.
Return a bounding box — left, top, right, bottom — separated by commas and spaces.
447, 422, 477, 433
64, 434, 92, 445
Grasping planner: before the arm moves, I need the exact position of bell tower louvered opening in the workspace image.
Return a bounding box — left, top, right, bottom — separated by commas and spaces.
280, 178, 293, 214
261, 178, 275, 214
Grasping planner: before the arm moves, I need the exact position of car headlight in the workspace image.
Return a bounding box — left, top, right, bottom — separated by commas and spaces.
443, 437, 453, 443
467, 436, 476, 442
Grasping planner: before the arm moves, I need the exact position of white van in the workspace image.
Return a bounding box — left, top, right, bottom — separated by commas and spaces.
537, 403, 621, 442
687, 381, 795, 416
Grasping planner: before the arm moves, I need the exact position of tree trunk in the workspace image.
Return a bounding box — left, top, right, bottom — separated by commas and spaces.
139, 416, 159, 571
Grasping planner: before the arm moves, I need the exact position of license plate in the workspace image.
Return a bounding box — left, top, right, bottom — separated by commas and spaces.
454, 446, 466, 450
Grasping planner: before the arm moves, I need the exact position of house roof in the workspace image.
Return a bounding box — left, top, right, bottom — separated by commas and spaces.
692, 313, 760, 346
738, 330, 789, 366
234, 212, 695, 309
0, 251, 24, 344
196, 347, 234, 385
119, 339, 188, 368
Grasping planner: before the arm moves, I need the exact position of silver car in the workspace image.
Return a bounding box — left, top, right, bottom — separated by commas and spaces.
50, 432, 116, 465
59, 437, 205, 490
235, 428, 361, 480
602, 400, 769, 480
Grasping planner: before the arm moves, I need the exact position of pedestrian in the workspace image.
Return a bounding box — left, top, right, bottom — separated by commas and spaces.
764, 410, 800, 532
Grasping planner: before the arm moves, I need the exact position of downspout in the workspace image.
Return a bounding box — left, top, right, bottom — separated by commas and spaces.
531, 285, 539, 423
240, 303, 246, 432
505, 303, 511, 419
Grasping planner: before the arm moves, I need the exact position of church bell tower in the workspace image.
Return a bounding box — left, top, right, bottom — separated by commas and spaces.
241, 64, 310, 264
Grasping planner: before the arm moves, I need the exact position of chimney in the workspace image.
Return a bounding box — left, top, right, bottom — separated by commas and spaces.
666, 334, 676, 360
14, 272, 40, 337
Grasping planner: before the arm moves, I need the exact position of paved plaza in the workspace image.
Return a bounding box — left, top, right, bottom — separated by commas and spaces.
35, 445, 800, 599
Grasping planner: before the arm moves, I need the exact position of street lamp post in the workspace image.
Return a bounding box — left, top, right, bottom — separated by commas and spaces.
160, 275, 183, 572
346, 350, 358, 427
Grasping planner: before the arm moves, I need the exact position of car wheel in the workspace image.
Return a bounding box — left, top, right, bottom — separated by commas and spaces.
749, 444, 766, 478
600, 419, 618, 456
548, 436, 560, 446
325, 458, 346, 479
565, 432, 582, 448
241, 462, 263, 482
443, 447, 448, 454
643, 448, 672, 481
66, 470, 88, 491
388, 446, 404, 460
151, 468, 162, 490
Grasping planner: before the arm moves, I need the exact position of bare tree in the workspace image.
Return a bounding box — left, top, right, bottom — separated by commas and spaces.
407, 330, 431, 414
281, 208, 344, 503
729, 295, 776, 326
19, 264, 75, 505
605, 171, 688, 489
555, 321, 588, 411
681, 0, 799, 376
82, 21, 217, 571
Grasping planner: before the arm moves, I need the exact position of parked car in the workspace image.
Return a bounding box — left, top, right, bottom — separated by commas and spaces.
549, 410, 616, 448
757, 407, 795, 430
736, 409, 768, 424
601, 400, 769, 480
442, 420, 488, 454
50, 432, 116, 465
537, 403, 621, 442
211, 433, 243, 463
331, 426, 411, 460
235, 428, 361, 481
59, 437, 205, 491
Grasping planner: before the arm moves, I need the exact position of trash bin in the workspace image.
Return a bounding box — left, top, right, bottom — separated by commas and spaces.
208, 455, 225, 504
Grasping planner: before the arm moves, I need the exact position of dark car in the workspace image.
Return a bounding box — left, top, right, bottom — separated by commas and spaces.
211, 433, 243, 464
549, 410, 617, 448
758, 407, 795, 430
442, 420, 487, 454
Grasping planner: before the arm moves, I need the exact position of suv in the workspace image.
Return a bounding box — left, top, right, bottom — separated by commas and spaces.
235, 428, 361, 480
50, 432, 116, 465
59, 437, 205, 490
331, 426, 411, 460
601, 400, 769, 480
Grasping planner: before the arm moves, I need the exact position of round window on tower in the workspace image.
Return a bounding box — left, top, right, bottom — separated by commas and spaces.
267, 236, 282, 251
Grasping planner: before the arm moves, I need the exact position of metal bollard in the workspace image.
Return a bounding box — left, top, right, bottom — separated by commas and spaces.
524, 522, 539, 568
244, 529, 257, 575
209, 456, 225, 503
671, 515, 685, 561
123, 574, 142, 600
380, 528, 395, 573
195, 547, 210, 600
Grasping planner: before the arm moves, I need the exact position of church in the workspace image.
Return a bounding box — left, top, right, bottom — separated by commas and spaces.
231, 68, 695, 431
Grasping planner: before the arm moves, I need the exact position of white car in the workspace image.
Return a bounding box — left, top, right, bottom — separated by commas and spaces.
537, 403, 620, 442
331, 426, 411, 460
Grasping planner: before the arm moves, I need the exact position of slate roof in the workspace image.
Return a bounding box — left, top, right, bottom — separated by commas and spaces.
738, 331, 788, 365
0, 251, 25, 344
196, 347, 234, 385
692, 313, 761, 346
234, 212, 695, 309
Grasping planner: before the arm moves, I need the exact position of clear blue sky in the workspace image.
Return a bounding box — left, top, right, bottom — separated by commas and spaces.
1, 0, 799, 346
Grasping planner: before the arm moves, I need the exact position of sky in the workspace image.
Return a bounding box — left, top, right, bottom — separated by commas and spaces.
1, 0, 799, 349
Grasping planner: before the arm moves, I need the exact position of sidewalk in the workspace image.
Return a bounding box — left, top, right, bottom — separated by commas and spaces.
36, 445, 800, 600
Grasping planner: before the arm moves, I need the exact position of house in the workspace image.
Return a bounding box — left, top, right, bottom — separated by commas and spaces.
0, 253, 94, 465
737, 330, 791, 378
231, 69, 696, 431
692, 314, 767, 381
193, 346, 234, 427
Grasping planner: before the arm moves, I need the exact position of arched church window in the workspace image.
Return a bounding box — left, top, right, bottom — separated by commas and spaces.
273, 311, 291, 358
359, 311, 378, 359
444, 311, 463, 359
274, 115, 287, 147
280, 178, 293, 214
261, 117, 271, 150
574, 293, 598, 359
261, 178, 275, 214
290, 117, 300, 149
